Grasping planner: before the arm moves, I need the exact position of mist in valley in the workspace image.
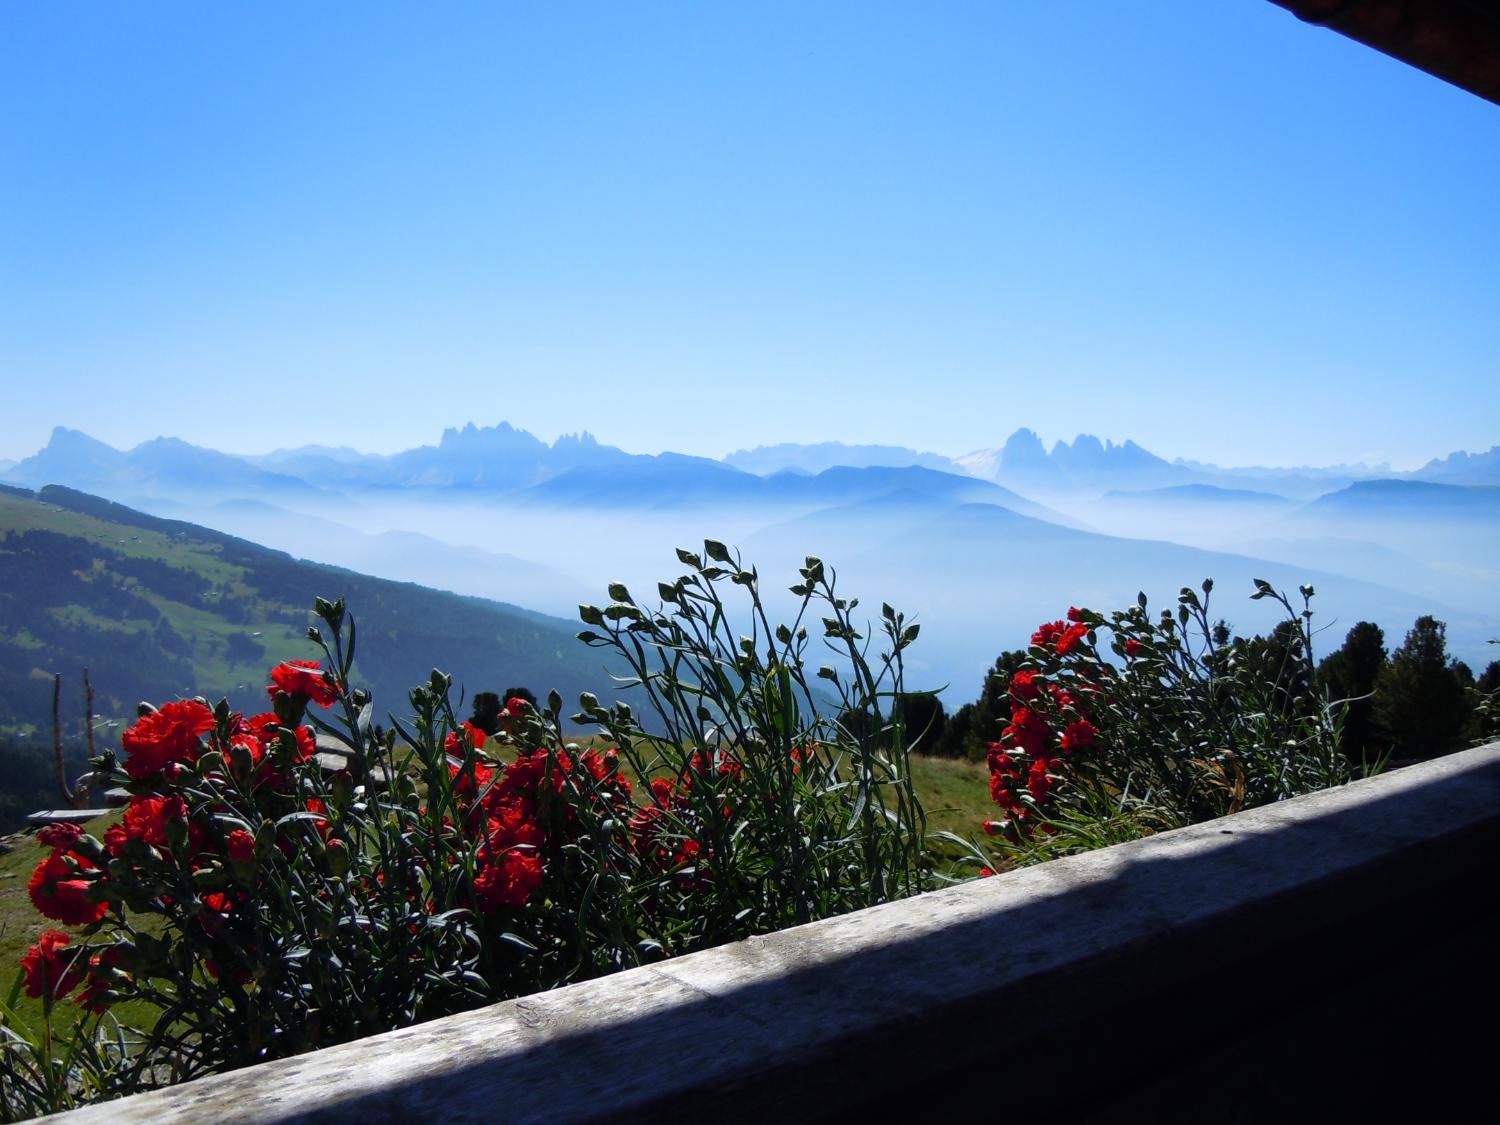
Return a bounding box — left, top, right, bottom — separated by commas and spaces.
94, 443, 1498, 708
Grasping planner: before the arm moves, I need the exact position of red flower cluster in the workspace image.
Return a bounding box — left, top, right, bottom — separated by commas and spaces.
987, 615, 1107, 840
23, 655, 347, 1008
449, 745, 634, 911
629, 777, 701, 874
1031, 618, 1091, 656
20, 927, 131, 1013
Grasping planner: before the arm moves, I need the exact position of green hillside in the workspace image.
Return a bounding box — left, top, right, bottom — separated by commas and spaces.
0, 484, 607, 739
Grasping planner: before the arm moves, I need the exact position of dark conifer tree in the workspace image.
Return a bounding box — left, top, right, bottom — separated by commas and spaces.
1373, 616, 1475, 760
931, 649, 1027, 760
1317, 622, 1387, 766
468, 691, 503, 736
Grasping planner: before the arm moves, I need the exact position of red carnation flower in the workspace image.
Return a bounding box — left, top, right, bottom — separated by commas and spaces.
20, 929, 83, 1001
1067, 606, 1086, 623
1027, 759, 1053, 804
227, 829, 256, 863
36, 821, 84, 852
445, 722, 488, 757
267, 660, 340, 708
1008, 669, 1041, 703
504, 696, 529, 718
1031, 620, 1066, 649
473, 851, 544, 910
29, 852, 108, 926
1124, 638, 1143, 658
1055, 622, 1090, 656
987, 744, 1020, 777
120, 700, 214, 780
1060, 719, 1098, 755
990, 772, 1022, 810
76, 945, 129, 1014
108, 795, 188, 855
1003, 707, 1051, 757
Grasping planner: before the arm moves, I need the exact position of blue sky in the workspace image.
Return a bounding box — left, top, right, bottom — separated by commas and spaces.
2, 1, 1496, 469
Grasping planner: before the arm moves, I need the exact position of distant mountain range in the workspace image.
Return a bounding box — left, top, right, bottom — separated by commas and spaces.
238, 423, 636, 492
730, 431, 1500, 496
5, 428, 335, 503
8, 424, 1498, 506
4, 423, 1498, 708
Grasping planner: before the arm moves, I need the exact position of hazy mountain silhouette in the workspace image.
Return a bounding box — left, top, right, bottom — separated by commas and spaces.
242, 422, 635, 491
724, 442, 960, 476
1102, 484, 1294, 507
511, 459, 1081, 527
1298, 479, 1500, 521
1411, 445, 1500, 486
958, 429, 1188, 493
4, 428, 334, 504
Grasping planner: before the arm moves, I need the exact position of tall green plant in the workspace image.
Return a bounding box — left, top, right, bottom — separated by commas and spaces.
573, 543, 930, 942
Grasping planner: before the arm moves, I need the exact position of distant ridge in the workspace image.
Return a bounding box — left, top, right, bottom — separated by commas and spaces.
957, 428, 1184, 493
724, 442, 959, 476
1300, 478, 1500, 519
1413, 445, 1500, 487
4, 427, 336, 503
0, 483, 607, 734
7, 423, 1497, 502
1103, 484, 1293, 506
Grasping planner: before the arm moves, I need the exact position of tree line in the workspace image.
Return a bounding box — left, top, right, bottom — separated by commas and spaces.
895, 615, 1498, 767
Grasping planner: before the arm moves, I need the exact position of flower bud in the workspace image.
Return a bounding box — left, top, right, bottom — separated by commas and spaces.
324, 838, 350, 876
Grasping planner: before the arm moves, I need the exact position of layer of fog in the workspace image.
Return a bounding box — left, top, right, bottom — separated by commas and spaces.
157, 485, 1500, 706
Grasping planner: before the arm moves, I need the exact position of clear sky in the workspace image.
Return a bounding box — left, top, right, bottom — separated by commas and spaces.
2, 1, 1496, 469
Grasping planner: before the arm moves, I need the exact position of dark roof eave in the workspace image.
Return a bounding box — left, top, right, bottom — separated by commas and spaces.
1269, 0, 1500, 106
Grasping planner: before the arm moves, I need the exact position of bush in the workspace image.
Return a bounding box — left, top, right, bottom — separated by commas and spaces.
951, 579, 1354, 870
1, 545, 931, 1118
